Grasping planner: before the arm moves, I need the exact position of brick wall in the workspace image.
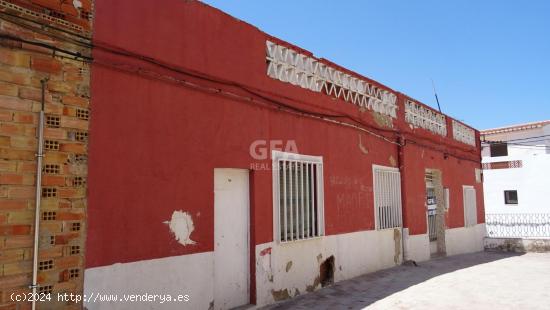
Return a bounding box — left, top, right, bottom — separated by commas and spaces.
0, 1, 91, 309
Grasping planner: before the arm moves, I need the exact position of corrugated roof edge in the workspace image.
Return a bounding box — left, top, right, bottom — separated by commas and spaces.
481, 120, 550, 135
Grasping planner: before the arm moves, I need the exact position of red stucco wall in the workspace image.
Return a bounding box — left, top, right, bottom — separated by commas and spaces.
86, 0, 484, 268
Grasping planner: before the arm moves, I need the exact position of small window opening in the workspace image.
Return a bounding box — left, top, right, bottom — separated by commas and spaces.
504, 190, 518, 205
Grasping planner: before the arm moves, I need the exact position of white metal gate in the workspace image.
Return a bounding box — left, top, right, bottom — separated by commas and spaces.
373, 165, 403, 229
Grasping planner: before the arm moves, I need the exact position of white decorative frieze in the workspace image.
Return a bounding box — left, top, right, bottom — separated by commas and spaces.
405, 100, 447, 136
266, 41, 398, 118
452, 120, 476, 146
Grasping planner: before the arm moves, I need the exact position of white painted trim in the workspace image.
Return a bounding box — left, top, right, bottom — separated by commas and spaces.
372, 164, 399, 172
272, 150, 323, 163
84, 253, 213, 310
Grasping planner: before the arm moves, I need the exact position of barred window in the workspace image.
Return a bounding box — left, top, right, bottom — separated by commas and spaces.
373, 165, 403, 230
273, 151, 324, 242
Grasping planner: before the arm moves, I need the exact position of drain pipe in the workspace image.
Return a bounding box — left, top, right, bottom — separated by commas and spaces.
30, 78, 47, 310
397, 135, 409, 263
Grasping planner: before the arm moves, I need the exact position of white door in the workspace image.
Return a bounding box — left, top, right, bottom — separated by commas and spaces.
214, 169, 250, 309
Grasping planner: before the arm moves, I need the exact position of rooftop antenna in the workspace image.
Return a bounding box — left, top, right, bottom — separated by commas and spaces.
431, 78, 442, 113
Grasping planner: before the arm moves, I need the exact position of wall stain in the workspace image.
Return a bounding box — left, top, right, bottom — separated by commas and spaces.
389, 155, 397, 167
271, 288, 291, 301
285, 261, 293, 272
371, 111, 393, 128
393, 228, 402, 265
306, 276, 321, 292
358, 134, 369, 155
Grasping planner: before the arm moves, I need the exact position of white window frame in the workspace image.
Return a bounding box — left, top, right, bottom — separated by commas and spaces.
372, 164, 403, 230
272, 150, 324, 243
462, 185, 477, 227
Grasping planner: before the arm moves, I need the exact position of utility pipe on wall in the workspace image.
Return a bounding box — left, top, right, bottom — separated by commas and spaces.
396, 135, 409, 262
30, 78, 47, 310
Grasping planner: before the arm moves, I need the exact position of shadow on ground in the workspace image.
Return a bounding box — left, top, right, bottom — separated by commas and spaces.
263, 251, 523, 310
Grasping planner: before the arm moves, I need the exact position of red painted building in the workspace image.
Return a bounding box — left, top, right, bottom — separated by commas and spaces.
83, 0, 485, 309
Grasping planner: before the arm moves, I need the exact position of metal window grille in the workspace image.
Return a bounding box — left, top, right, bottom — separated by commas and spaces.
428, 209, 437, 241
273, 151, 324, 242
373, 166, 403, 230
463, 186, 477, 227
486, 213, 550, 238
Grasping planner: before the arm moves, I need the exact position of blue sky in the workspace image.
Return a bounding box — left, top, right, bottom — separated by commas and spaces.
203, 0, 549, 130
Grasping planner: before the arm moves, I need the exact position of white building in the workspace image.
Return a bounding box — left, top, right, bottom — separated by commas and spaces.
481, 120, 550, 214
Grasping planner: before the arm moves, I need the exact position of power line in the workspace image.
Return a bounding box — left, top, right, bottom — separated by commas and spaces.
0, 13, 484, 162
507, 134, 550, 142
482, 141, 549, 148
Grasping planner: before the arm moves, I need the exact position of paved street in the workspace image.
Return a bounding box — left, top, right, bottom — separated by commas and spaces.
264, 251, 550, 310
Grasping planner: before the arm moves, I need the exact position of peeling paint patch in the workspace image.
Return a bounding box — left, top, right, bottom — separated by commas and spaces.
371, 111, 393, 128
306, 276, 321, 292
358, 134, 369, 155
285, 261, 293, 272
271, 288, 291, 301
389, 155, 397, 167
163, 210, 197, 246
260, 247, 272, 256
258, 247, 273, 282
394, 228, 402, 264
72, 0, 82, 9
